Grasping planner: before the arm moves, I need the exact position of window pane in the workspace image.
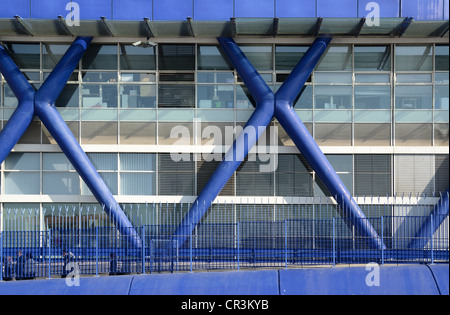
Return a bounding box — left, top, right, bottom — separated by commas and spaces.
158, 122, 193, 145
17, 121, 41, 144
81, 84, 118, 108
435, 85, 449, 109
5, 172, 40, 194
396, 73, 432, 83
120, 45, 156, 70
434, 124, 449, 146
120, 173, 155, 195
275, 46, 308, 70
314, 73, 352, 84
43, 172, 80, 195
120, 153, 155, 171
158, 44, 195, 70
83, 45, 118, 70
5, 153, 40, 170
317, 46, 352, 71
43, 153, 75, 171
197, 85, 234, 108
4, 43, 40, 69
43, 44, 70, 69
158, 84, 195, 108
315, 124, 352, 146
395, 85, 432, 109
87, 153, 117, 171
56, 85, 80, 108
354, 123, 391, 146
197, 46, 232, 70
241, 46, 273, 71
354, 46, 391, 71
120, 84, 156, 108
80, 122, 118, 144
120, 122, 156, 145
355, 86, 391, 109
395, 123, 432, 146
395, 45, 432, 71
294, 85, 313, 109
354, 155, 391, 196
315, 86, 352, 109
435, 45, 449, 71
197, 72, 234, 83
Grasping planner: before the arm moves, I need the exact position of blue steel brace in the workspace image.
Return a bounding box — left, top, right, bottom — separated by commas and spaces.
0, 37, 141, 248
409, 188, 449, 249
174, 36, 386, 250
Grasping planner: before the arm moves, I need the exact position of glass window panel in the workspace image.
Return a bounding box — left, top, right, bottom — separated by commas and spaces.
4, 172, 40, 194
3, 84, 18, 107
396, 73, 432, 83
82, 45, 118, 70
158, 122, 193, 145
5, 153, 40, 170
326, 155, 353, 173
158, 84, 195, 108
315, 86, 352, 109
43, 44, 70, 69
120, 45, 156, 70
354, 123, 391, 146
355, 74, 390, 83
158, 44, 195, 70
120, 122, 156, 145
314, 73, 352, 84
43, 172, 80, 195
87, 153, 117, 171
435, 124, 449, 146
197, 72, 235, 83
236, 173, 274, 196
4, 43, 40, 69
354, 46, 391, 71
82, 72, 118, 82
42, 122, 79, 145
395, 85, 432, 109
435, 85, 449, 109
80, 122, 118, 144
240, 46, 273, 71
82, 172, 118, 196
395, 45, 432, 71
56, 84, 80, 108
435, 45, 449, 71
120, 173, 155, 195
435, 72, 449, 84
197, 85, 235, 108
315, 124, 352, 146
395, 123, 432, 146
120, 153, 155, 171
275, 46, 308, 70
120, 73, 156, 83
81, 84, 118, 108
17, 121, 41, 144
355, 85, 391, 109
236, 85, 256, 109
316, 46, 352, 71
293, 85, 313, 109
354, 155, 391, 196
197, 46, 233, 70
43, 153, 75, 171
120, 84, 156, 108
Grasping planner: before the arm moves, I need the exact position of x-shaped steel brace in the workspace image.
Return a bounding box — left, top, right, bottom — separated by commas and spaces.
174, 36, 385, 250
0, 37, 141, 248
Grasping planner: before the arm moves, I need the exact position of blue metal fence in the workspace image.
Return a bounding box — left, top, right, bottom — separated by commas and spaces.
1, 214, 448, 280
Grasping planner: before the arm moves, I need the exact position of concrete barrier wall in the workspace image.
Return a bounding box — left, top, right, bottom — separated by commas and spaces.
0, 265, 448, 295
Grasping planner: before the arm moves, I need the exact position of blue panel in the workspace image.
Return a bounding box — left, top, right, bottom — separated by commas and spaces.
401, 0, 444, 20
445, 0, 449, 20
276, 0, 316, 18
113, 0, 152, 20
194, 0, 234, 21
358, 0, 400, 18
0, 0, 30, 18
428, 265, 449, 295
317, 0, 358, 17
75, 0, 112, 20
30, 0, 68, 19
153, 0, 194, 20
235, 0, 275, 18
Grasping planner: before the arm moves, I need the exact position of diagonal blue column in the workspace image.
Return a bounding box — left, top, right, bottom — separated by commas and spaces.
0, 46, 36, 164
0, 38, 141, 248
275, 36, 385, 250
172, 37, 275, 246
409, 188, 449, 249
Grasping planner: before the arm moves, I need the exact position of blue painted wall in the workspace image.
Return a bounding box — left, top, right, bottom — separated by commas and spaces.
0, 265, 448, 295
0, 0, 448, 20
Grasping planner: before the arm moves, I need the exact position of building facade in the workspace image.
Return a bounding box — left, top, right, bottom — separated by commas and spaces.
0, 0, 448, 232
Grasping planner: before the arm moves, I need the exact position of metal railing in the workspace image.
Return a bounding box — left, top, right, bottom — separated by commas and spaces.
1, 215, 448, 280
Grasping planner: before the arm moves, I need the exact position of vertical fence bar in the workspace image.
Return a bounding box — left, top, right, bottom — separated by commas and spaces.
48, 229, 52, 279
237, 221, 240, 271
381, 216, 384, 265
0, 232, 3, 282
284, 220, 288, 269
332, 218, 336, 267
190, 223, 193, 273
431, 214, 434, 264
95, 226, 99, 277
142, 225, 146, 274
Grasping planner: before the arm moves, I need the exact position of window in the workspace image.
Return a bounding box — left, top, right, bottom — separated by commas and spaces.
43, 153, 79, 195
158, 153, 195, 195
395, 124, 432, 146
275, 46, 308, 70
354, 46, 391, 71
4, 153, 40, 195
236, 156, 274, 196
4, 43, 40, 69
197, 154, 234, 196
395, 85, 432, 109
316, 46, 352, 71
276, 154, 313, 197
119, 45, 156, 70
355, 86, 391, 109
158, 44, 195, 70
197, 46, 232, 70
82, 45, 118, 70
395, 45, 432, 71
394, 155, 434, 196
120, 153, 156, 196
355, 155, 391, 196
354, 124, 391, 146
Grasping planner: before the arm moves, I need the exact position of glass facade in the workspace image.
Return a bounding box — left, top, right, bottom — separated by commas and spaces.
0, 40, 448, 204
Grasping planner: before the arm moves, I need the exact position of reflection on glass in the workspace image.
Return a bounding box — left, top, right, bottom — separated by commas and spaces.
315, 85, 352, 109
395, 85, 432, 109
120, 73, 156, 82
241, 46, 273, 71
56, 84, 79, 107
82, 72, 117, 82
120, 84, 156, 108
275, 46, 308, 70
435, 85, 449, 109
82, 45, 118, 70
236, 85, 255, 108
355, 86, 390, 109
159, 44, 195, 70
317, 46, 352, 71
395, 45, 432, 71
197, 85, 234, 108
435, 45, 449, 71
43, 44, 70, 69
197, 72, 234, 83
5, 43, 40, 69
354, 46, 391, 71
81, 84, 118, 108
197, 46, 232, 70
120, 45, 156, 70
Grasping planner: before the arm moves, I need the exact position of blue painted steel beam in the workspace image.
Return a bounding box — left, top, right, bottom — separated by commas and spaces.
409, 188, 449, 249
174, 36, 385, 250
0, 38, 141, 248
